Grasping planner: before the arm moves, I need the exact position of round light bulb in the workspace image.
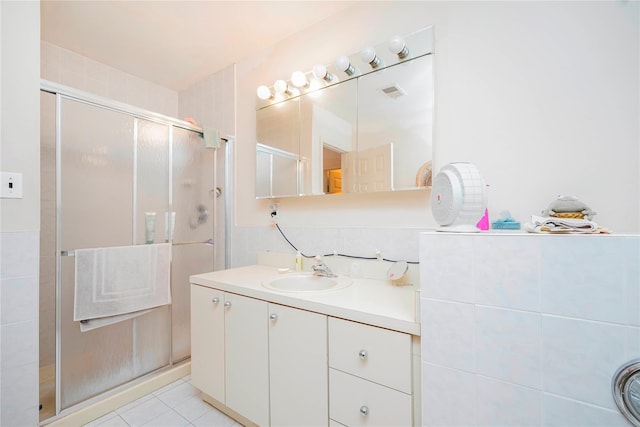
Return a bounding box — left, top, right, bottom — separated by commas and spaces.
273, 79, 289, 94
389, 36, 409, 58
256, 85, 271, 100
312, 64, 333, 82
360, 47, 376, 63
291, 71, 308, 88
312, 64, 327, 79
335, 55, 355, 76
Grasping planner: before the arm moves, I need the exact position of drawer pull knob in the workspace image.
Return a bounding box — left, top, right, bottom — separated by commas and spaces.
360, 405, 369, 416
224, 301, 232, 308
269, 313, 278, 321
359, 350, 368, 360
211, 297, 220, 304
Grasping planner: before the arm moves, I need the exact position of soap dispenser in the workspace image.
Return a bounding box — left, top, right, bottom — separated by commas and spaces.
295, 251, 302, 271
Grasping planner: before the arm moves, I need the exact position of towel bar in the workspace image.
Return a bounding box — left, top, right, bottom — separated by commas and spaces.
172, 239, 214, 246
61, 240, 213, 257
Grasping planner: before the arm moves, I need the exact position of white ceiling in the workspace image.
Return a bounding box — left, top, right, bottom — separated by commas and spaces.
41, 1, 357, 91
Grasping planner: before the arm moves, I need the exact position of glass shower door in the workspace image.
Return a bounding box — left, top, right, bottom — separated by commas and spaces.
58, 99, 173, 409
170, 127, 215, 362
59, 98, 139, 409
40, 87, 216, 417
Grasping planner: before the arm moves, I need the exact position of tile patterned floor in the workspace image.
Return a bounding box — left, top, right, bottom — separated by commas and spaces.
81, 376, 243, 427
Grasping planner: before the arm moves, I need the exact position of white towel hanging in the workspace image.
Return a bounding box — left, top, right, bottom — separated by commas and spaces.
73, 243, 172, 324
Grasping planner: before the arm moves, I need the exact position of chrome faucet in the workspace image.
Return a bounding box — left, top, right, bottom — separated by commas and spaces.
312, 256, 336, 277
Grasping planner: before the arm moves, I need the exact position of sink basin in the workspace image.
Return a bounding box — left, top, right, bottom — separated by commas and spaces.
262, 273, 352, 293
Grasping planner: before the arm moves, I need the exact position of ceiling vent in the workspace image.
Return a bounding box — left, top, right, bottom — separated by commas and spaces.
380, 84, 406, 99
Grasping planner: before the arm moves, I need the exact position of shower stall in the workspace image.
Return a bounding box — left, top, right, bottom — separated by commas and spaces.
39, 81, 227, 421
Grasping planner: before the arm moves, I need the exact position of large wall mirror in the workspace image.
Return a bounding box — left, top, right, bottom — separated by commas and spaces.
256, 26, 434, 198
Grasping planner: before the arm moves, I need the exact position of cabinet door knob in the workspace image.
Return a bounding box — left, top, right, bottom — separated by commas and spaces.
359, 349, 368, 360
360, 405, 369, 416
269, 313, 278, 321
211, 297, 220, 304
224, 301, 232, 308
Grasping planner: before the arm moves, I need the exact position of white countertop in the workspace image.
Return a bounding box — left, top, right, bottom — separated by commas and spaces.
190, 264, 420, 335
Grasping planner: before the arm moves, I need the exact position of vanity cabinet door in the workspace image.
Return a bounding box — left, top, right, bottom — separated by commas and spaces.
225, 294, 269, 427
269, 303, 328, 426
190, 285, 225, 403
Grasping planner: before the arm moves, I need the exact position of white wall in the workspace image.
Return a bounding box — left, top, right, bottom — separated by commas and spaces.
235, 1, 639, 233
420, 232, 639, 426
0, 1, 40, 425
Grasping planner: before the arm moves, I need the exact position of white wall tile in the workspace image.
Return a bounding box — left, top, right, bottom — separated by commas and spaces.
421, 233, 474, 303
476, 376, 541, 427
627, 325, 640, 361
0, 231, 39, 279
542, 393, 630, 427
625, 236, 640, 327
1, 276, 38, 325
475, 306, 542, 388
421, 299, 475, 371
421, 363, 476, 427
542, 315, 628, 409
41, 42, 179, 118
0, 231, 39, 425
473, 235, 540, 312
1, 320, 38, 368
540, 236, 630, 324
0, 357, 38, 427
420, 232, 637, 427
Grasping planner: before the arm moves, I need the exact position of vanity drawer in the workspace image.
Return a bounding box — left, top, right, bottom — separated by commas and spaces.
328, 317, 411, 393
329, 369, 412, 427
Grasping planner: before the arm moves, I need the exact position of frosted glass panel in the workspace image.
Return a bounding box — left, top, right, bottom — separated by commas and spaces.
136, 119, 170, 245
133, 307, 171, 375
172, 128, 214, 244
60, 98, 134, 250
134, 119, 171, 371
171, 128, 214, 361
60, 257, 134, 408
171, 244, 214, 361
59, 99, 136, 409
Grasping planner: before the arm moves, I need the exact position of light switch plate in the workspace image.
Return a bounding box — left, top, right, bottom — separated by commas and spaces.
1, 172, 23, 198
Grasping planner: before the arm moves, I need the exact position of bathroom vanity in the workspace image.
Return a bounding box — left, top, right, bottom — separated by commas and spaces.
189, 263, 421, 427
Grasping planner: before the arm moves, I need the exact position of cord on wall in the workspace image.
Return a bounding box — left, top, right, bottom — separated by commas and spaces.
272, 221, 419, 264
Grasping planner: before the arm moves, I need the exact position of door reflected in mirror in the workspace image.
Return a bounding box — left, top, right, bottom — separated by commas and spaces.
300, 79, 357, 195
355, 55, 433, 192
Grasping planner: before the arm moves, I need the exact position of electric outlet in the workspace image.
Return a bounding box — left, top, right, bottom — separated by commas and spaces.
269, 203, 279, 215
1, 172, 23, 199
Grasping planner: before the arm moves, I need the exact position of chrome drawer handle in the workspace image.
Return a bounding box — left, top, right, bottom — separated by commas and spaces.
269, 313, 278, 321
360, 405, 369, 416
223, 301, 231, 308
211, 297, 220, 304
359, 349, 368, 360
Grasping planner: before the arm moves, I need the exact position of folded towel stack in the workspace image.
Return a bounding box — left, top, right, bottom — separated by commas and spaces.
524, 215, 611, 234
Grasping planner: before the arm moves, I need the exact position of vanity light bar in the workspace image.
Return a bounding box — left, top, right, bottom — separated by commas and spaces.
255, 26, 433, 107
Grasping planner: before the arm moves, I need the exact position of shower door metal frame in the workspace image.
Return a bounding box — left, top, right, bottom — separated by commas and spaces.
41, 79, 209, 417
